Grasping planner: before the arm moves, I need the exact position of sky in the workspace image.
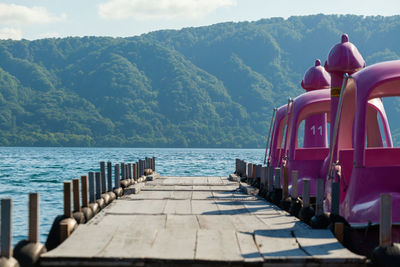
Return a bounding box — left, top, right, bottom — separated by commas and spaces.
0, 0, 399, 40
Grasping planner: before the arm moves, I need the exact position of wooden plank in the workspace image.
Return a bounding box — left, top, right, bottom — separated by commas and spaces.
197, 215, 234, 230
191, 200, 218, 215
293, 229, 365, 262
165, 214, 199, 229
163, 200, 192, 214
106, 199, 167, 214
254, 228, 309, 260
236, 231, 263, 262
195, 229, 242, 261
150, 228, 196, 260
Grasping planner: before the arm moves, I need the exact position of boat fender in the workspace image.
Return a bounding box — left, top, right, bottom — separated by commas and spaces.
280, 197, 291, 212
113, 187, 123, 198
81, 207, 94, 222
107, 192, 117, 202
45, 215, 77, 251
271, 188, 282, 206
96, 198, 106, 209
310, 213, 330, 229
265, 190, 273, 202
73, 211, 85, 224
289, 197, 302, 217
372, 243, 400, 267
0, 257, 19, 267
120, 180, 130, 189
101, 193, 111, 205
299, 206, 314, 225
13, 240, 46, 267
89, 202, 100, 214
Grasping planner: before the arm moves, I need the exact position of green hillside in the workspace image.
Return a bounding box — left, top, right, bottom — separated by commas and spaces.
0, 14, 399, 147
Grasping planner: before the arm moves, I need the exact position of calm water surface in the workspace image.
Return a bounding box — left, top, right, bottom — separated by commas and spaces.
0, 147, 264, 246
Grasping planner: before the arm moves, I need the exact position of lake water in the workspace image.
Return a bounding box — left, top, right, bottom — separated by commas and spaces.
0, 147, 264, 246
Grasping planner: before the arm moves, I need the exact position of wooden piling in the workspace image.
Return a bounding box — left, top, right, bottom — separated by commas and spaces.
107, 162, 112, 192
95, 172, 102, 200
252, 164, 256, 180
291, 170, 299, 198
139, 160, 144, 177
247, 163, 252, 180
81, 176, 89, 208
29, 193, 39, 243
133, 163, 137, 180
88, 172, 95, 203
1, 198, 12, 258
121, 163, 126, 180
72, 179, 81, 212
128, 163, 132, 179
268, 166, 274, 192
274, 167, 281, 189
152, 156, 155, 171
316, 179, 324, 216
100, 162, 106, 194
282, 167, 289, 199
331, 182, 340, 215
335, 222, 344, 244
59, 222, 70, 243
114, 164, 120, 188
380, 193, 392, 247
303, 179, 310, 208
64, 181, 72, 218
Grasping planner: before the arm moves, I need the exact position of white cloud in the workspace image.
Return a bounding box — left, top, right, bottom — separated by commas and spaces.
0, 27, 22, 40
98, 0, 236, 20
0, 3, 66, 26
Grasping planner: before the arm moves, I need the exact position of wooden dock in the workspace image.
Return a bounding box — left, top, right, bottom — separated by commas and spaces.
40, 176, 365, 266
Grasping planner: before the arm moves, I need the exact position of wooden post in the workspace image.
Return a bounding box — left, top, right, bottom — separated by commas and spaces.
81, 176, 89, 207
59, 222, 70, 243
252, 164, 256, 179
121, 163, 125, 180
316, 179, 324, 216
88, 172, 95, 203
100, 162, 106, 193
1, 198, 12, 258
133, 163, 137, 180
139, 160, 144, 176
282, 167, 289, 199
261, 166, 267, 189
268, 166, 274, 192
107, 162, 112, 191
72, 179, 80, 212
335, 222, 344, 244
235, 158, 239, 173
28, 193, 39, 243
331, 182, 340, 215
128, 163, 132, 179
95, 172, 102, 200
274, 167, 281, 189
380, 193, 392, 247
291, 170, 299, 198
247, 163, 252, 179
64, 181, 72, 218
303, 179, 310, 208
152, 156, 155, 171
114, 164, 120, 188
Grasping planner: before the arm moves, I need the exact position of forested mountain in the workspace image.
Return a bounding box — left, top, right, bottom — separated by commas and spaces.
0, 14, 399, 147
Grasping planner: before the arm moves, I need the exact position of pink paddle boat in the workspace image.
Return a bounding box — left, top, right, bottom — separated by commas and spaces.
329, 60, 400, 254
287, 60, 331, 197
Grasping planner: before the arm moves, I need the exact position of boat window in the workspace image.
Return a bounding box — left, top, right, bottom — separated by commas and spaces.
382, 96, 400, 146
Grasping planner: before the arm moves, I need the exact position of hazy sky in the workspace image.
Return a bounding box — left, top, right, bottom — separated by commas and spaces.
0, 0, 399, 40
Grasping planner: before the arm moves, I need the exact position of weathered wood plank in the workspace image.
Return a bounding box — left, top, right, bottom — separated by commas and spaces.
195, 229, 242, 261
